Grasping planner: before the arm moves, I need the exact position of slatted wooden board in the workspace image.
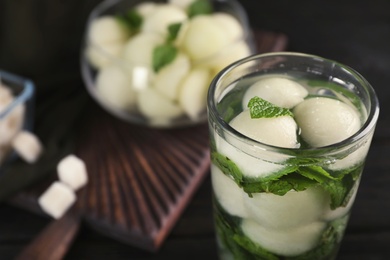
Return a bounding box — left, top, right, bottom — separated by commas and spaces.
8, 30, 288, 254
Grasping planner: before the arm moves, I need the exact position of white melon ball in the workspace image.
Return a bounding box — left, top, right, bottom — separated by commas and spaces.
230, 110, 299, 148
137, 87, 184, 120
215, 134, 287, 179
241, 219, 326, 257
243, 187, 329, 229
122, 32, 164, 66
168, 0, 196, 10
293, 97, 361, 147
212, 13, 244, 42
96, 64, 137, 111
242, 77, 309, 109
141, 4, 187, 36
86, 42, 125, 69
181, 15, 228, 60
134, 2, 159, 18
178, 67, 211, 120
154, 52, 191, 101
88, 16, 130, 46
210, 163, 249, 218
86, 16, 130, 69
207, 41, 251, 75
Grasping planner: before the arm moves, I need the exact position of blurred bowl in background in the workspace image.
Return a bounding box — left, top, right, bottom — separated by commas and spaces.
0, 70, 35, 168
81, 0, 255, 128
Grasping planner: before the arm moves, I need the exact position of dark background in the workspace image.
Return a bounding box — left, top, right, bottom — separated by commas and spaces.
1, 0, 390, 259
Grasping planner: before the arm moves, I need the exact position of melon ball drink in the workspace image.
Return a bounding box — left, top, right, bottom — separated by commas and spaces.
207, 52, 379, 260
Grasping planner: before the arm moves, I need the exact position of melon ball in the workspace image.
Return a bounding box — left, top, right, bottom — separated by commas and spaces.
86, 42, 125, 69
230, 110, 299, 148
215, 135, 288, 179
96, 64, 138, 111
88, 16, 130, 45
207, 41, 251, 74
141, 4, 187, 36
242, 77, 308, 109
241, 219, 326, 257
178, 67, 211, 120
181, 15, 228, 61
210, 163, 249, 218
243, 187, 329, 229
154, 52, 191, 101
86, 16, 130, 68
137, 87, 184, 120
134, 2, 159, 18
122, 33, 164, 66
293, 97, 361, 147
168, 0, 196, 10
212, 13, 244, 42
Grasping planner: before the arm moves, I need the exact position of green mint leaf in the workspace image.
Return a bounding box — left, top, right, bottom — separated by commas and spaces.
211, 152, 243, 185
297, 165, 337, 183
116, 9, 143, 32
167, 22, 182, 42
242, 172, 316, 196
152, 44, 178, 72
188, 0, 213, 18
322, 175, 355, 209
233, 234, 279, 260
247, 96, 293, 119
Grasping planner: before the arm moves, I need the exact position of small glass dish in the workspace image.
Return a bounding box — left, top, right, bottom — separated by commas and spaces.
81, 0, 255, 128
0, 70, 35, 169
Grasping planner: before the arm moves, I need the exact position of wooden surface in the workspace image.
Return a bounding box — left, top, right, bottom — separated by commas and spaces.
1, 0, 390, 259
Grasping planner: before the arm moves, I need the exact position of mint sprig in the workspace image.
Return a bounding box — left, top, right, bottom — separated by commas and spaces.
247, 96, 293, 119
188, 0, 213, 18
116, 9, 142, 33
167, 22, 182, 42
152, 44, 178, 72
211, 151, 361, 208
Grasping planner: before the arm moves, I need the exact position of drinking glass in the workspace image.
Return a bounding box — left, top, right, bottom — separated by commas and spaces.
207, 52, 379, 259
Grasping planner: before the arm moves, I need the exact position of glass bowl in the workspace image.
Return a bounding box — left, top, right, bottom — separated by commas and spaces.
81, 0, 255, 128
0, 70, 35, 168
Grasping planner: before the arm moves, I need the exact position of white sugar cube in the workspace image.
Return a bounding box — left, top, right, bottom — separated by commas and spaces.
57, 154, 88, 191
11, 130, 43, 163
38, 181, 76, 219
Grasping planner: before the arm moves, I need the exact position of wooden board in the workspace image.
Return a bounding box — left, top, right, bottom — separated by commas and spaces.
8, 30, 288, 256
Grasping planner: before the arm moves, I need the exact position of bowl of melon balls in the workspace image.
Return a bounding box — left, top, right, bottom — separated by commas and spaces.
81, 0, 255, 128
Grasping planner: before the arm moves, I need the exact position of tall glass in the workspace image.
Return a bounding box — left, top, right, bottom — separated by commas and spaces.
207, 52, 379, 259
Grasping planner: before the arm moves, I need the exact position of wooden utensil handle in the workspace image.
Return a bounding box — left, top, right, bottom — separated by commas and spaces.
15, 209, 80, 260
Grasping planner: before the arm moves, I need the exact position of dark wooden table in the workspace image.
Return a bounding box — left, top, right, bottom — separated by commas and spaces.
1, 0, 390, 259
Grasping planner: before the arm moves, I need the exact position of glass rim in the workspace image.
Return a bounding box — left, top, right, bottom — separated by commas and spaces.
207, 51, 380, 155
